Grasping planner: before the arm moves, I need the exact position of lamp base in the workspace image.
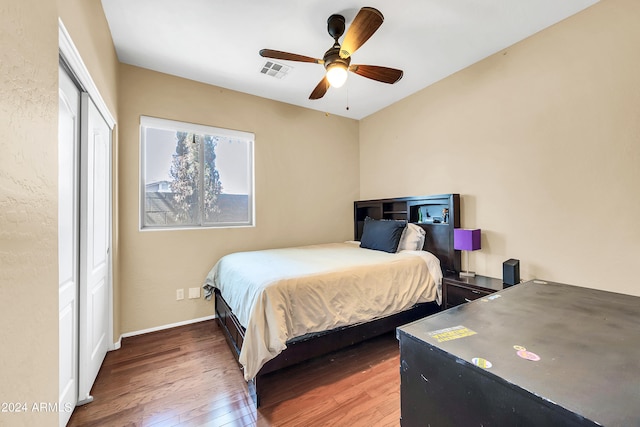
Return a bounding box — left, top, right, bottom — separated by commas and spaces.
460, 271, 476, 278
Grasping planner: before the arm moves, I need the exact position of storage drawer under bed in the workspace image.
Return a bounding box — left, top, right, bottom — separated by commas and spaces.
214, 290, 244, 357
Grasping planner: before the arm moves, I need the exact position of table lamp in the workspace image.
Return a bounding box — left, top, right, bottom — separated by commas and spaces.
454, 228, 481, 277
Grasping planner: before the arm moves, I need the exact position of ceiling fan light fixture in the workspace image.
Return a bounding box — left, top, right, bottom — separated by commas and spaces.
326, 62, 348, 88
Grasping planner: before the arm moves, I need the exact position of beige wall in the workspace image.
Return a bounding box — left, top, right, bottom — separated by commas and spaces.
359, 0, 640, 296
0, 1, 117, 424
117, 64, 359, 334
0, 1, 59, 425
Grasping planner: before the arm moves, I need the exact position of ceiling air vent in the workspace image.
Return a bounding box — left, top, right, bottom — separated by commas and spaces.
260, 61, 292, 79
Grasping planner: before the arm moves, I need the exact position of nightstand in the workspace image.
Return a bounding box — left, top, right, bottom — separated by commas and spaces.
442, 273, 506, 309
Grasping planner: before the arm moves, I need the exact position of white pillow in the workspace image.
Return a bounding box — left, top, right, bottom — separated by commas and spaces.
396, 223, 426, 252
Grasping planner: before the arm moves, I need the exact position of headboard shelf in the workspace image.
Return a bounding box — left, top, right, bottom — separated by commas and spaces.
354, 194, 461, 274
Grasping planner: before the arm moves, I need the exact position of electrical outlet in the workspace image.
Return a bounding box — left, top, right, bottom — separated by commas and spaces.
176, 289, 184, 300
188, 287, 200, 299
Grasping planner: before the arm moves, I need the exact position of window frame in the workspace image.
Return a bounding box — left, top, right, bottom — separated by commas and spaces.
139, 115, 255, 231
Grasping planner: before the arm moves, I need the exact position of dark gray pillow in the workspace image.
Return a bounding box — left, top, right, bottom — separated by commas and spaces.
360, 217, 406, 253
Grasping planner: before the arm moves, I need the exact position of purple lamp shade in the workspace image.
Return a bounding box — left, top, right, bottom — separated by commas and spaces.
454, 228, 481, 251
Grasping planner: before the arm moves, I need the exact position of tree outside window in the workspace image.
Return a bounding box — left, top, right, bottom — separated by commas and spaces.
141, 117, 254, 229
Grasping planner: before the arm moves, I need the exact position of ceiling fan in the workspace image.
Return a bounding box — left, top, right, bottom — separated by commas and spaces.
259, 7, 403, 100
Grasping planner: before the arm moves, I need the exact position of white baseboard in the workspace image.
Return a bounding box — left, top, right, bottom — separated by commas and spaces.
112, 314, 217, 350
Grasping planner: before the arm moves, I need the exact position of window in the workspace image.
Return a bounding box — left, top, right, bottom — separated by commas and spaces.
140, 116, 254, 229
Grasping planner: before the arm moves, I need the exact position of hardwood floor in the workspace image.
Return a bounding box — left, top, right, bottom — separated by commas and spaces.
68, 320, 402, 427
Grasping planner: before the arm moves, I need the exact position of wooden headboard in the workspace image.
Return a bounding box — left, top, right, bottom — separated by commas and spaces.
354, 194, 461, 274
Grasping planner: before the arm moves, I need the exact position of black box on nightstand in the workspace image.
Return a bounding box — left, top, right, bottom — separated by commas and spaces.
503, 259, 520, 286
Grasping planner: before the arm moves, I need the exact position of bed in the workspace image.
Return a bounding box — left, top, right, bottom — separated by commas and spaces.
203, 194, 461, 406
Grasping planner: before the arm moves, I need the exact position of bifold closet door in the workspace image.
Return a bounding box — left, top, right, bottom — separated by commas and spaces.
58, 64, 81, 426
77, 93, 111, 405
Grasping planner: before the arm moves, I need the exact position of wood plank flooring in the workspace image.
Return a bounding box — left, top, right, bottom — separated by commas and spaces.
68, 319, 402, 426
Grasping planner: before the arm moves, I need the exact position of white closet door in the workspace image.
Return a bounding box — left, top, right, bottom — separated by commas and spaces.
77, 94, 111, 404
58, 65, 81, 426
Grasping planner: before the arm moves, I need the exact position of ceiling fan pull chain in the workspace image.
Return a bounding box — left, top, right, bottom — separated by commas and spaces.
346, 86, 350, 111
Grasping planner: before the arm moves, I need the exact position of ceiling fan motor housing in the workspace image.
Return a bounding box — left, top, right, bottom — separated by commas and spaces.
325, 14, 350, 72
323, 45, 351, 72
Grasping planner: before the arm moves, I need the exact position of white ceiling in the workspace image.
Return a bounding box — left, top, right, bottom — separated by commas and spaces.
101, 0, 598, 120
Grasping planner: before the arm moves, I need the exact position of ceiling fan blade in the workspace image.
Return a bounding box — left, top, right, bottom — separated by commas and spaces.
309, 76, 330, 100
339, 7, 384, 59
259, 49, 323, 64
349, 64, 403, 84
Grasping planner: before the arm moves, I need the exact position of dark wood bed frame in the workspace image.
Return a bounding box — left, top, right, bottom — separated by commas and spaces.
214, 194, 461, 407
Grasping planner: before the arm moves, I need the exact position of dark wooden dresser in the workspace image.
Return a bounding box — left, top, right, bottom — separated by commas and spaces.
396, 280, 640, 426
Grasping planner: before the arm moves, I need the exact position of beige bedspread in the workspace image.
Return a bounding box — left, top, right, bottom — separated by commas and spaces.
203, 242, 442, 380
